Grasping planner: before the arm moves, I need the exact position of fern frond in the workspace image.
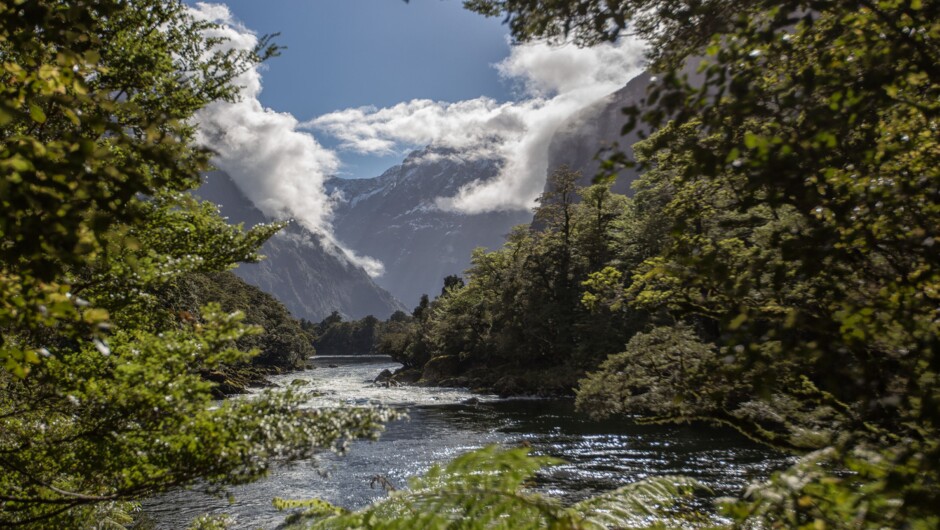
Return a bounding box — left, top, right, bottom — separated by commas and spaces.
273, 497, 349, 517
280, 446, 713, 530
570, 475, 710, 529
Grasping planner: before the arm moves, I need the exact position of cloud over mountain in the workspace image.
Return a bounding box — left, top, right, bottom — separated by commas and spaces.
308, 38, 646, 213
188, 1, 645, 272
188, 2, 383, 275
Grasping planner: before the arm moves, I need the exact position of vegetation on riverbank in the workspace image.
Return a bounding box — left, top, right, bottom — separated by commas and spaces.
370, 168, 644, 396
0, 2, 386, 527
302, 311, 384, 356
340, 0, 940, 527
162, 271, 317, 396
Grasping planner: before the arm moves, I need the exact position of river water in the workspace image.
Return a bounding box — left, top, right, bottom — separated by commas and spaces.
144, 356, 789, 528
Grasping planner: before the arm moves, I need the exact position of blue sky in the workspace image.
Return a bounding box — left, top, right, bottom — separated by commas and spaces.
198, 0, 515, 178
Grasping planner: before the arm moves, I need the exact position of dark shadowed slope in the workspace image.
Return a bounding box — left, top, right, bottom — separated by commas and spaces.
196, 171, 405, 321
547, 72, 652, 194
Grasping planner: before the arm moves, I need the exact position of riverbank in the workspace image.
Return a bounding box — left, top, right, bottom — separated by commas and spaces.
202, 364, 287, 398
385, 356, 586, 397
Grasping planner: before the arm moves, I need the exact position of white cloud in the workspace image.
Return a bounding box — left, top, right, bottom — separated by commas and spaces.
312, 98, 525, 158
187, 2, 647, 268
188, 3, 384, 275
496, 39, 645, 96
307, 37, 647, 213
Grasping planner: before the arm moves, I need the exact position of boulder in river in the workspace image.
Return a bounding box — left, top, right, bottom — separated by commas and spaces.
420, 355, 460, 384
373, 369, 394, 386
389, 368, 422, 385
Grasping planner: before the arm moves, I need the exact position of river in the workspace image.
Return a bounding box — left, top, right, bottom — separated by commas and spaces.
143, 356, 789, 528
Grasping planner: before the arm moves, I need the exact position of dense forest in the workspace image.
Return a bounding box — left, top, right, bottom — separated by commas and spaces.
167, 271, 316, 394
302, 311, 384, 356
2, 0, 937, 529
317, 0, 940, 526
375, 168, 643, 395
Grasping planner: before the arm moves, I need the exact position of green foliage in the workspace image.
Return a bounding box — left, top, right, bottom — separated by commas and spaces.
278, 445, 707, 530
577, 325, 845, 451
312, 313, 382, 356
374, 311, 418, 362
462, 0, 755, 68
441, 274, 465, 297
568, 0, 940, 525
723, 445, 939, 529
0, 303, 391, 526
165, 271, 315, 370
577, 325, 722, 419
78, 192, 284, 333
458, 0, 940, 526
0, 1, 387, 527
0, 0, 276, 376
381, 167, 649, 394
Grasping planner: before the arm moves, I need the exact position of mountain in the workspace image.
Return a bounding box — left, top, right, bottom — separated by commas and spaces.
547, 71, 653, 195
548, 60, 707, 194
327, 149, 532, 308
228, 72, 656, 312
196, 171, 405, 321
326, 75, 652, 308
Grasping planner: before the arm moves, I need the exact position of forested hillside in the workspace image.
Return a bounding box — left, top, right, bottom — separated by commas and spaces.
377, 168, 639, 395
160, 271, 316, 395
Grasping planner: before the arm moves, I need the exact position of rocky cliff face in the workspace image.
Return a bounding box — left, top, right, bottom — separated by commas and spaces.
546, 71, 653, 195
196, 172, 405, 321
547, 60, 706, 194
327, 149, 532, 308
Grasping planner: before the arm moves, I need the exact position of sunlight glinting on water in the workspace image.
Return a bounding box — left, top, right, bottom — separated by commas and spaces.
146, 359, 789, 529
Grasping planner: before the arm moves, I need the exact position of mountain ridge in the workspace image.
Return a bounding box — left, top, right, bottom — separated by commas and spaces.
327, 148, 532, 307
547, 71, 653, 194
196, 171, 405, 321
